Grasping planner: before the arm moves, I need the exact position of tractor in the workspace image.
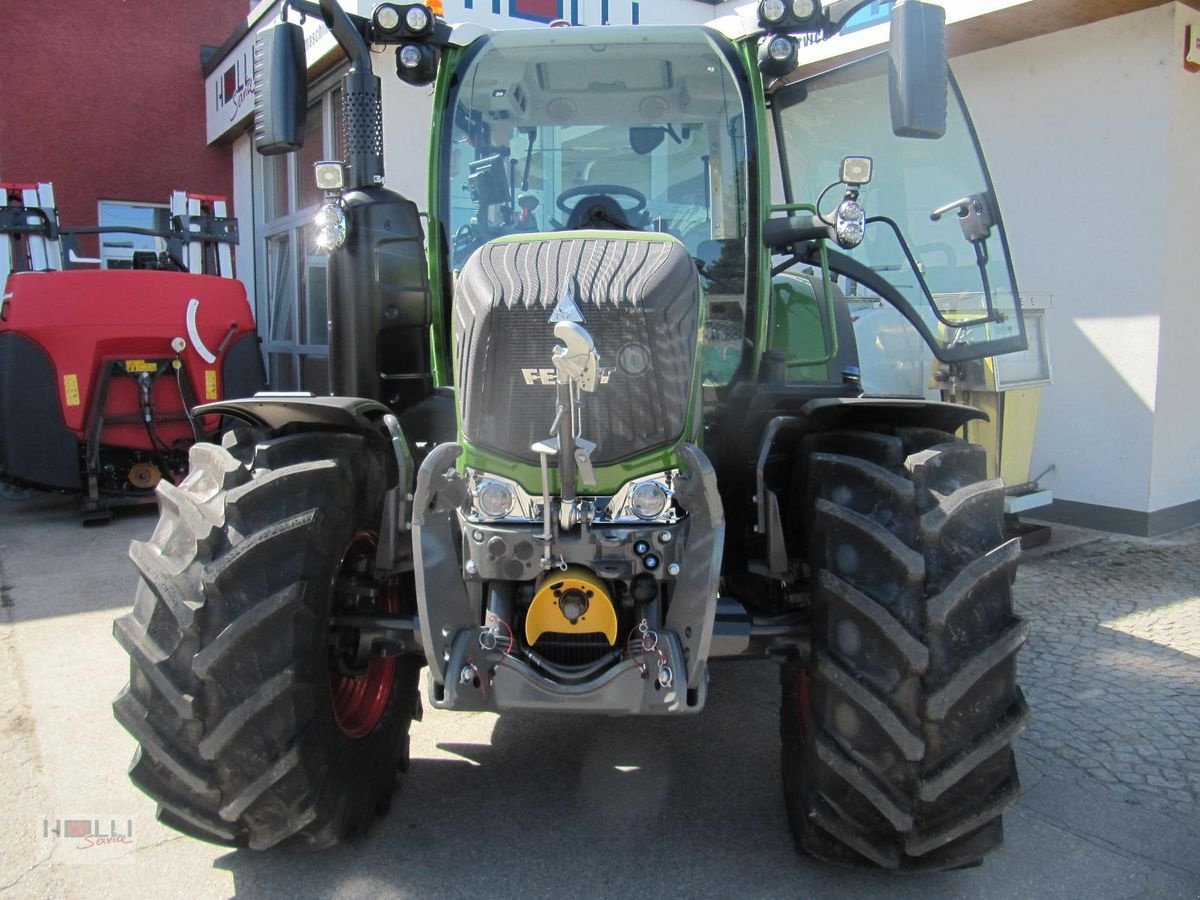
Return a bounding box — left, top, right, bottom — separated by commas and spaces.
114, 0, 1030, 871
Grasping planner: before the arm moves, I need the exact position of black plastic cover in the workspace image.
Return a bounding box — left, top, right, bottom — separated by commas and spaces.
220, 332, 267, 402
454, 236, 700, 466
328, 186, 432, 410
0, 333, 81, 489
888, 0, 948, 139
254, 21, 308, 155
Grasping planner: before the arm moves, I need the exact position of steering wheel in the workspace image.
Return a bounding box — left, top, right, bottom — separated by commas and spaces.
555, 184, 647, 216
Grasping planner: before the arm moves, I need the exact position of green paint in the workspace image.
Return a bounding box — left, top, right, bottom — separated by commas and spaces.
426, 43, 464, 388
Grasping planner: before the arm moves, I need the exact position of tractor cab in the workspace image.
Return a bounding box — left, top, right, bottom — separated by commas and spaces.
440, 26, 753, 388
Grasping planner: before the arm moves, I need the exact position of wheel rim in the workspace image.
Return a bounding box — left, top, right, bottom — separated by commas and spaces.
330, 532, 400, 739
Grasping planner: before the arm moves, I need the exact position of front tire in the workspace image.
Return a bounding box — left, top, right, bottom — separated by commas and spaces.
113, 429, 421, 850
782, 427, 1029, 870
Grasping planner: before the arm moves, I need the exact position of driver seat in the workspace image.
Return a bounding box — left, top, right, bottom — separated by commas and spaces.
564, 195, 632, 230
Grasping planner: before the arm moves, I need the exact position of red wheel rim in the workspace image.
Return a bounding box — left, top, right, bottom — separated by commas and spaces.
330, 532, 400, 739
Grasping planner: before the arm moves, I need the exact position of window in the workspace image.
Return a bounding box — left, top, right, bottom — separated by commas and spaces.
441, 29, 751, 386
97, 201, 170, 269
255, 80, 344, 391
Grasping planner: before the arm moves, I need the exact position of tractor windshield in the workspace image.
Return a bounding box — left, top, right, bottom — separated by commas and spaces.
774, 54, 1027, 362
440, 28, 750, 382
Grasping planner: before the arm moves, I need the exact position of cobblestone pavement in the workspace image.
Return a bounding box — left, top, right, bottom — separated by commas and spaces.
1016, 527, 1200, 820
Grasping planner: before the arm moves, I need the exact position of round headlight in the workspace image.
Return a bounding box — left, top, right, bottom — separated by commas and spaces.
760, 0, 787, 24
835, 199, 866, 248
476, 480, 515, 519
398, 43, 423, 69
837, 198, 865, 224
405, 5, 432, 32
791, 0, 817, 20
313, 203, 347, 252
767, 35, 795, 62
630, 481, 669, 520
375, 4, 401, 32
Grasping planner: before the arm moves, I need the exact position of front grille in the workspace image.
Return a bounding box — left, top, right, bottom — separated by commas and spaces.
454, 236, 700, 465
530, 631, 614, 668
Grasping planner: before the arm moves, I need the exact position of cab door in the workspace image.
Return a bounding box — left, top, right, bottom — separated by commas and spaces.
772, 54, 1026, 362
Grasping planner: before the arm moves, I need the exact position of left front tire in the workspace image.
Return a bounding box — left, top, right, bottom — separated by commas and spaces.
113, 429, 421, 850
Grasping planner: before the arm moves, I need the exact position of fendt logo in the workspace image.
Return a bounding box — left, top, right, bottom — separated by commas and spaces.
522, 367, 614, 386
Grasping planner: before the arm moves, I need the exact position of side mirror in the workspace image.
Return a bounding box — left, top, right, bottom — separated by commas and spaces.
888, 0, 947, 139
253, 20, 308, 155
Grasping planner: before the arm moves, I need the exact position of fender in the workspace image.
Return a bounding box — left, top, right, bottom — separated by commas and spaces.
752, 397, 989, 573
799, 396, 987, 434
197, 393, 416, 573
195, 393, 394, 433
753, 398, 989, 499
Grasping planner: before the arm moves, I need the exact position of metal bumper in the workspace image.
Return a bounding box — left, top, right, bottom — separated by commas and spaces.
410, 441, 724, 715
432, 625, 703, 715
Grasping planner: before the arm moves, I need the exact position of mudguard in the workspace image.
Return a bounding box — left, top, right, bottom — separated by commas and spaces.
198, 394, 416, 573
195, 394, 395, 433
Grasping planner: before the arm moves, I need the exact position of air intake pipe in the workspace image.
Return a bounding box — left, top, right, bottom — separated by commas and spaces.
319, 0, 385, 188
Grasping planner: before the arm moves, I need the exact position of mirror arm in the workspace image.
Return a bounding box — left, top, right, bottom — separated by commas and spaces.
820, 0, 881, 38
317, 0, 372, 68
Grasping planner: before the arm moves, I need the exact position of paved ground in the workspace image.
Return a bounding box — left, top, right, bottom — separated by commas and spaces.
1017, 533, 1200, 821
1, 495, 1198, 898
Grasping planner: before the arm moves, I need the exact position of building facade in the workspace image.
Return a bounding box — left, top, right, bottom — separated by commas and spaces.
1, 0, 247, 262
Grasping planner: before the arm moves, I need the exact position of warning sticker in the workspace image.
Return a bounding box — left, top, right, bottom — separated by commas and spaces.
124, 360, 158, 373
63, 374, 80, 407
205, 370, 218, 400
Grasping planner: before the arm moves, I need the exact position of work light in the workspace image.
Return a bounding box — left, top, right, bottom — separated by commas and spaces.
314, 161, 345, 192
760, 0, 787, 23
396, 42, 438, 85
758, 34, 797, 77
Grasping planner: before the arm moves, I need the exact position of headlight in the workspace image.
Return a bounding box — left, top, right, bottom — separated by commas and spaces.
835, 198, 866, 249
760, 0, 787, 24
791, 0, 817, 20
767, 35, 795, 62
476, 480, 515, 519
313, 202, 347, 252
398, 44, 423, 69
630, 481, 669, 520
405, 5, 432, 33
374, 4, 401, 32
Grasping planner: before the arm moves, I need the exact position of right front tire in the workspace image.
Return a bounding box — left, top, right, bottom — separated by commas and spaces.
113, 429, 421, 850
782, 426, 1029, 870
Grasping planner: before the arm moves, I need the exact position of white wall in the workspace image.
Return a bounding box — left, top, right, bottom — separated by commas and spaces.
954, 5, 1180, 514
232, 132, 257, 317
379, 75, 435, 206
1148, 2, 1200, 512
